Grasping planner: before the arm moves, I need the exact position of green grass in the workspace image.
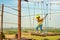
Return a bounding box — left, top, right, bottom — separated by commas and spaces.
3, 28, 18, 34
31, 35, 60, 40
3, 28, 60, 40
21, 28, 60, 40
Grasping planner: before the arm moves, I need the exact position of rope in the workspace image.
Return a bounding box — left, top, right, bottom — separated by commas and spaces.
42, 1, 46, 33
27, 2, 32, 29
45, 2, 47, 32
41, 1, 43, 17
42, 1, 45, 31
50, 0, 51, 20
45, 4, 48, 32
41, 1, 44, 17
38, 2, 39, 14
22, 1, 60, 5
5, 6, 18, 11
0, 9, 60, 17
32, 2, 36, 31
46, 4, 48, 27
0, 22, 18, 24
0, 10, 18, 16
21, 7, 60, 11
41, 1, 42, 17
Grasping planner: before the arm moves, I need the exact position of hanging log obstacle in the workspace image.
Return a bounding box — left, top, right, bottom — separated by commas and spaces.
31, 32, 60, 36
31, 32, 46, 37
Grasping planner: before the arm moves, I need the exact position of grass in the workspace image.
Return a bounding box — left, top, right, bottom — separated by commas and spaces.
3, 28, 60, 40
21, 32, 60, 40
21, 28, 60, 40
31, 35, 60, 40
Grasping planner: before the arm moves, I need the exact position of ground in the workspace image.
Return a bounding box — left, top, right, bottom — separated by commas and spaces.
5, 32, 60, 40
3, 28, 60, 40
21, 32, 60, 40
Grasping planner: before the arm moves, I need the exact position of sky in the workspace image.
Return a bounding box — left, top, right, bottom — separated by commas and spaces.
0, 0, 60, 28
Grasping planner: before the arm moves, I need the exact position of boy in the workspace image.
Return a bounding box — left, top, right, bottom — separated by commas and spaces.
33, 14, 48, 33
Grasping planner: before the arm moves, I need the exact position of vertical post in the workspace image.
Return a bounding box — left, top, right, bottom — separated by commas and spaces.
1, 4, 4, 40
18, 0, 21, 40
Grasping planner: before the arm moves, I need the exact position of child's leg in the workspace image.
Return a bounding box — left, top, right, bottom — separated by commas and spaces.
40, 25, 43, 33
36, 26, 39, 32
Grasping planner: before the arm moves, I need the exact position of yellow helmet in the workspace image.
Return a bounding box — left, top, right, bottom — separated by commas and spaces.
35, 14, 40, 18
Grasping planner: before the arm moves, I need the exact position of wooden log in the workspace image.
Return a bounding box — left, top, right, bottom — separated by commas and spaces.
31, 32, 60, 36
46, 33, 56, 36
31, 32, 46, 37
55, 33, 60, 35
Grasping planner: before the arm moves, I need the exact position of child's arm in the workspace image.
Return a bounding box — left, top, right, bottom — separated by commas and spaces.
43, 14, 48, 20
